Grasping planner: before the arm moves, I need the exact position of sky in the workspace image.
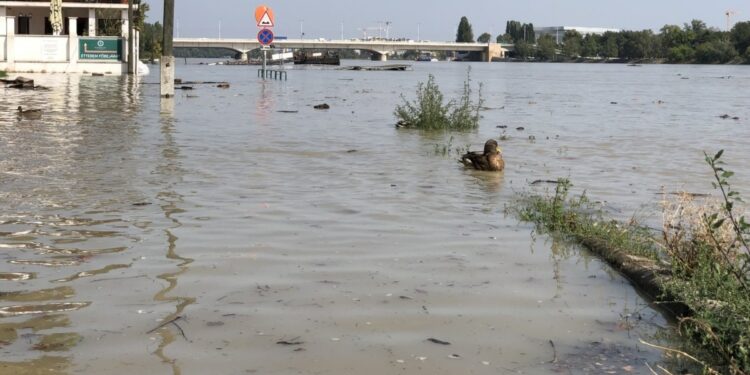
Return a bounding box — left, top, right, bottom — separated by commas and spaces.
145, 0, 750, 41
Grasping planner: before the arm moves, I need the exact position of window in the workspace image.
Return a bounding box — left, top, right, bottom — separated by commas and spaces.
18, 16, 31, 35
45, 17, 53, 35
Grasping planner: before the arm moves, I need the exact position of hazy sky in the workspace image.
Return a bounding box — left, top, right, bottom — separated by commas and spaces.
145, 1, 749, 40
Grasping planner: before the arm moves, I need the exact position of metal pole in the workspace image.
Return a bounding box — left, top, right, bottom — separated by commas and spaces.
262, 48, 267, 78
127, 0, 134, 74
160, 0, 175, 97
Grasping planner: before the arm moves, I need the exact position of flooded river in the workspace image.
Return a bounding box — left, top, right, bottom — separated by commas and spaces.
1, 61, 749, 374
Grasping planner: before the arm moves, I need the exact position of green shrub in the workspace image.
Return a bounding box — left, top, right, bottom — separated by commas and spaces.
512, 152, 750, 374
0, 70, 6, 78
661, 151, 750, 374
395, 68, 483, 131
667, 45, 695, 63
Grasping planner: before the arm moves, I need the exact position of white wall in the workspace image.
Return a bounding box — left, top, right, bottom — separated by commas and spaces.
14, 36, 67, 62
0, 36, 5, 61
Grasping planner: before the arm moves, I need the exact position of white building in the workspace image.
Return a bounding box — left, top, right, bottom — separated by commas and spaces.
1, 0, 139, 75
534, 26, 622, 44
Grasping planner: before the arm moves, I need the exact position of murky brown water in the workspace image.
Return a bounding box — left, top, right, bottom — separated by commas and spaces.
1, 61, 749, 374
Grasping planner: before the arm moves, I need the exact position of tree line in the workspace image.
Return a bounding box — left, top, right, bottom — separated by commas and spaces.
456, 16, 750, 64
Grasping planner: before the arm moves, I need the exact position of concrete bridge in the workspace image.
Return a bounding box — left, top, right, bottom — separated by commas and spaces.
173, 38, 511, 62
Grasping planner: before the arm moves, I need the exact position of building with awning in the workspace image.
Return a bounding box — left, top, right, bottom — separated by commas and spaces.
0, 0, 140, 74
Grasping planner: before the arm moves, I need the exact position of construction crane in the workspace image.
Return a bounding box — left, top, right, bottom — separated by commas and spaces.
376, 21, 392, 39
726, 10, 737, 31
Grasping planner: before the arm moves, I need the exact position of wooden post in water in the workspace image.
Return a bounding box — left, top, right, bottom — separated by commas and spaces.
127, 0, 134, 74
160, 0, 175, 97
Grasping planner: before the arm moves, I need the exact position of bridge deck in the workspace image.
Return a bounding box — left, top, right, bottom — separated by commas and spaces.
174, 38, 512, 53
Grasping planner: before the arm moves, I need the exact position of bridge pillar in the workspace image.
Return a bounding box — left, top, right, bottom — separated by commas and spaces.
371, 51, 388, 61
483, 43, 505, 62
240, 51, 248, 61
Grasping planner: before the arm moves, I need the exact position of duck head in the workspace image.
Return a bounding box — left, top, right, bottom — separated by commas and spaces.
483, 139, 501, 155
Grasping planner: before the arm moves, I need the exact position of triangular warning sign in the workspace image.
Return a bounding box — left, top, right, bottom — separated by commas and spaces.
257, 11, 274, 27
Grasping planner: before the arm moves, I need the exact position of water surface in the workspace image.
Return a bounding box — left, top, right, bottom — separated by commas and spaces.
1, 61, 749, 374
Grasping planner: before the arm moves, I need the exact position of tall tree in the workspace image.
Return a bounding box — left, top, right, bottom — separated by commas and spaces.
600, 31, 621, 58
456, 16, 475, 43
562, 30, 583, 58
730, 21, 750, 58
496, 33, 512, 43
536, 35, 557, 60
581, 34, 600, 57
477, 32, 492, 43
513, 40, 532, 59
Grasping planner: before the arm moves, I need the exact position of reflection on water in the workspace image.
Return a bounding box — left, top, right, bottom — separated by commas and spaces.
0, 62, 748, 374
151, 116, 195, 375
0, 74, 144, 372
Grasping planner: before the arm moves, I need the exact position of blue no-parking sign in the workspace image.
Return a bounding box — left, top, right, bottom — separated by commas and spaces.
258, 28, 274, 46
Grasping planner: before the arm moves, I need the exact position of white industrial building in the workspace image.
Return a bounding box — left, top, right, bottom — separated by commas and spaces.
535, 26, 622, 44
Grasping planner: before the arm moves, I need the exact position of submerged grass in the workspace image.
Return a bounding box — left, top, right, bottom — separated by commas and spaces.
511, 152, 750, 375
395, 67, 483, 131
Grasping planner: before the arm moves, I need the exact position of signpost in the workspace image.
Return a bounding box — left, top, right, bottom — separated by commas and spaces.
255, 4, 284, 80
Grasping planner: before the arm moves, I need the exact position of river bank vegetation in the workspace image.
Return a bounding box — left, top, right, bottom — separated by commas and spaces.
511, 152, 750, 374
492, 18, 750, 64
394, 69, 483, 130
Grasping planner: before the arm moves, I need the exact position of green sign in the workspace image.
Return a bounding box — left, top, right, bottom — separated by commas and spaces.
79, 38, 122, 60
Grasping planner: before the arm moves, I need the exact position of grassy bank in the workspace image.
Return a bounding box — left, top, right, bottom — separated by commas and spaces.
511, 152, 750, 374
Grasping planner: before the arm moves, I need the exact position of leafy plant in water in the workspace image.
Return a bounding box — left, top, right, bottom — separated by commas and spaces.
660, 150, 750, 374
395, 68, 483, 131
432, 136, 470, 157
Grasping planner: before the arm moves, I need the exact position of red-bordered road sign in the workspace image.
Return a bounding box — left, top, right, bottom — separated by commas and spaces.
258, 28, 274, 46
255, 5, 275, 27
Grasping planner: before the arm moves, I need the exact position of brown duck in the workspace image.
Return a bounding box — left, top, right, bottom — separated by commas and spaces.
460, 139, 504, 171
17, 106, 42, 119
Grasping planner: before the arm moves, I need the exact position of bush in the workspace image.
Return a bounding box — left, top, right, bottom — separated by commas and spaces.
0, 70, 6, 78
695, 39, 738, 64
661, 151, 750, 374
395, 68, 483, 131
512, 151, 750, 374
667, 45, 695, 63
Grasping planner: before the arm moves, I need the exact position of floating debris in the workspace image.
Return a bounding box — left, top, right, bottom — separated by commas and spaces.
2, 76, 36, 89
276, 339, 304, 346
314, 103, 330, 110
427, 338, 451, 345
0, 272, 36, 281
0, 302, 91, 317
339, 64, 411, 71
